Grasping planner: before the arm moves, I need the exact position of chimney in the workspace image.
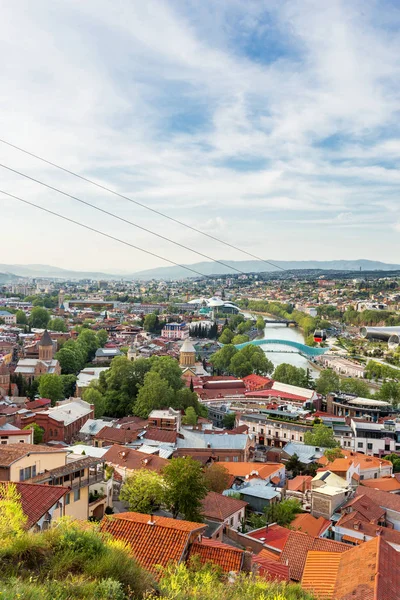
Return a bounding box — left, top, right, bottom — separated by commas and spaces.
147, 514, 155, 526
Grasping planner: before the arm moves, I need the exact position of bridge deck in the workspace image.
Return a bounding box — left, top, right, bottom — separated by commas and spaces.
234, 338, 328, 357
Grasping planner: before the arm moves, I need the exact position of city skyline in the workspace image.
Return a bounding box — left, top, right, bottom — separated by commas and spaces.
2, 1, 400, 271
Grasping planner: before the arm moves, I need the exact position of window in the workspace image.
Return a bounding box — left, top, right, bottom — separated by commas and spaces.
74, 489, 80, 502
19, 466, 33, 481
253, 427, 255, 432
225, 457, 230, 462
65, 493, 70, 505
233, 457, 238, 462
367, 443, 373, 450
230, 518, 234, 526
261, 428, 264, 435
268, 430, 271, 435
283, 433, 286, 438
300, 437, 302, 442
374, 473, 377, 479
292, 435, 294, 440
358, 442, 363, 448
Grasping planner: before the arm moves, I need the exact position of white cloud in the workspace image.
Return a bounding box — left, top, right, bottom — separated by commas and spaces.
0, 0, 400, 271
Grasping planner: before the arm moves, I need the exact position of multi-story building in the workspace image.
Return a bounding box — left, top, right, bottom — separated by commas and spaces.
238, 412, 312, 448
326, 392, 394, 422
20, 398, 94, 444
0, 310, 16, 325
349, 419, 400, 456
161, 322, 189, 340
148, 407, 181, 431
317, 356, 366, 379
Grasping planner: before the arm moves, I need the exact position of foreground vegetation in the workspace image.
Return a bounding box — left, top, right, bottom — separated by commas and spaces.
0, 484, 316, 600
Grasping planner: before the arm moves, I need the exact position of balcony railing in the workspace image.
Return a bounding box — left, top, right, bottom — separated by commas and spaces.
65, 471, 105, 490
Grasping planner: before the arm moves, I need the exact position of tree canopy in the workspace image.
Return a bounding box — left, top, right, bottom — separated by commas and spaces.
119, 470, 165, 514
204, 463, 230, 494
38, 374, 65, 405
315, 369, 340, 396
29, 306, 50, 329
163, 457, 208, 521
304, 423, 339, 448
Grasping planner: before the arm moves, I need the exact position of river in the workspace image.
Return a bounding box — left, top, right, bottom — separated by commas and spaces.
259, 322, 320, 377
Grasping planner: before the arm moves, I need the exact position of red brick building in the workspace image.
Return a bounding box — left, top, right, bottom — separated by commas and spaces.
20, 399, 94, 444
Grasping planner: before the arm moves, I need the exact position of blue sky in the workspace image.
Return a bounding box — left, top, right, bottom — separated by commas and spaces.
1, 0, 400, 273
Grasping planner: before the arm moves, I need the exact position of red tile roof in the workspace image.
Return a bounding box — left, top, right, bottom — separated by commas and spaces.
0, 482, 67, 529
144, 428, 177, 444
242, 374, 273, 391
290, 513, 331, 537
201, 491, 247, 522
0, 443, 67, 467
94, 426, 140, 444
245, 389, 309, 401
287, 475, 313, 493
247, 524, 290, 551
279, 531, 349, 581
361, 477, 400, 492
100, 512, 206, 573
355, 486, 400, 515
334, 537, 400, 600
102, 445, 168, 474
252, 555, 289, 582
188, 538, 244, 572
342, 494, 386, 523
256, 547, 280, 562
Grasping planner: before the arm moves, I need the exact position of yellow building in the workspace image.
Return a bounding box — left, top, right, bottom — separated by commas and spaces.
0, 444, 111, 521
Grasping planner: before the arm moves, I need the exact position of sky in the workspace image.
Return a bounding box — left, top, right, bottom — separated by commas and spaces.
1, 0, 400, 274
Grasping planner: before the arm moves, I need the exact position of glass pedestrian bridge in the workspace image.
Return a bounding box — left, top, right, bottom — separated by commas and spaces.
234, 338, 329, 358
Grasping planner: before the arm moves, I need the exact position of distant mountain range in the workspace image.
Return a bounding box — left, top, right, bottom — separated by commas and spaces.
0, 259, 400, 281
130, 259, 400, 280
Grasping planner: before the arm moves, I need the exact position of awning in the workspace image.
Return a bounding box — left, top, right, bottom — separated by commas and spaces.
342, 534, 363, 545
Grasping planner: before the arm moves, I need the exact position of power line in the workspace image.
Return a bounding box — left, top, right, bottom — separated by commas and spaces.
0, 189, 209, 278
0, 137, 286, 272
0, 163, 249, 276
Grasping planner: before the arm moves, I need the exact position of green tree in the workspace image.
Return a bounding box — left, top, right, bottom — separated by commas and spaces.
15, 310, 27, 325
163, 457, 208, 521
315, 369, 340, 396
340, 378, 371, 397
378, 381, 400, 407
231, 334, 250, 345
210, 345, 238, 373
23, 423, 44, 444
144, 313, 158, 332
230, 345, 273, 377
49, 317, 67, 333
264, 499, 302, 527
134, 371, 175, 418
183, 406, 198, 426
38, 374, 64, 405
285, 453, 303, 477
82, 385, 106, 418
60, 374, 77, 398
324, 447, 344, 462
273, 364, 308, 387
119, 470, 165, 514
204, 463, 230, 494
383, 453, 400, 473
0, 483, 27, 546
219, 328, 234, 345
76, 329, 100, 362
56, 347, 81, 374
96, 329, 108, 347
256, 316, 265, 331
29, 306, 50, 329
150, 356, 184, 392
223, 412, 236, 429
304, 423, 339, 448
